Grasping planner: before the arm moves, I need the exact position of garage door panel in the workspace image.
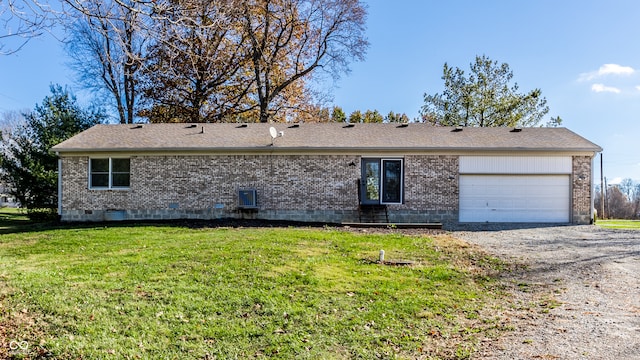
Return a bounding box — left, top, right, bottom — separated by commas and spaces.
460, 175, 569, 223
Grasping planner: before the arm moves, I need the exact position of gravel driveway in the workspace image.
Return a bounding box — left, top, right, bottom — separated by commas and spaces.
452, 225, 640, 360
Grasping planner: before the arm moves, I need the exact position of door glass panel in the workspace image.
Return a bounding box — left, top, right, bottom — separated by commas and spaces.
361, 159, 380, 204
382, 160, 402, 203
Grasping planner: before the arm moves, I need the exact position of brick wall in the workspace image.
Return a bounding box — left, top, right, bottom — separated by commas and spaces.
572, 155, 594, 224
404, 155, 458, 210
60, 153, 591, 224
399, 155, 458, 222
60, 154, 460, 223
131, 154, 359, 211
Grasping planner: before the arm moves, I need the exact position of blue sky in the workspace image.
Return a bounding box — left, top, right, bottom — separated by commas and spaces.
1, 0, 639, 182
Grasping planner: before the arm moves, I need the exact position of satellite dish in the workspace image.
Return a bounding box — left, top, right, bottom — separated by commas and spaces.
269, 126, 277, 139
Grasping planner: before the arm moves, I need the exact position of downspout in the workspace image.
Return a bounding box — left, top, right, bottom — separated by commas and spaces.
57, 155, 62, 217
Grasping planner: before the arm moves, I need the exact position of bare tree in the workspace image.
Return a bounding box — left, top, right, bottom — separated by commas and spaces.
632, 183, 640, 219
140, 0, 252, 123
65, 0, 144, 124
0, 0, 55, 54
606, 185, 634, 219
3, 0, 229, 56
619, 178, 636, 201
0, 109, 25, 130
5, 0, 368, 123
241, 0, 368, 122
140, 0, 367, 123
0, 110, 26, 164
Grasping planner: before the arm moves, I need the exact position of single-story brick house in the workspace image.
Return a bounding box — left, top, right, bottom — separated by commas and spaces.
51, 123, 602, 225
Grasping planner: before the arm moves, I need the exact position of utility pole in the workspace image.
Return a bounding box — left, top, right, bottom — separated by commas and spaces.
600, 153, 604, 219
604, 176, 608, 219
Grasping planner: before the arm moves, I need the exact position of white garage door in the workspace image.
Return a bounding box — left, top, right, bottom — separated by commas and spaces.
459, 175, 570, 223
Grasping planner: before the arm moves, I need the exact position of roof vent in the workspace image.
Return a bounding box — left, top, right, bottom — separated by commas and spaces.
186, 124, 197, 128
343, 123, 355, 128
236, 124, 248, 128
396, 123, 409, 128
131, 124, 144, 129
451, 126, 463, 132
510, 127, 523, 132
288, 124, 300, 128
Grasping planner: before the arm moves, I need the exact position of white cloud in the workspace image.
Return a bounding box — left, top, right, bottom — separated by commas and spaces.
579, 64, 635, 81
609, 177, 623, 185
598, 64, 634, 76
591, 83, 621, 93
636, 86, 640, 91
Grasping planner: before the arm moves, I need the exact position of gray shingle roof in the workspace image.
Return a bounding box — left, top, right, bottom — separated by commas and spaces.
51, 123, 602, 153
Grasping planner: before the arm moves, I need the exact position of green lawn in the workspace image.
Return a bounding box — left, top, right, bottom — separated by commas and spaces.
0, 211, 512, 359
0, 207, 29, 226
597, 219, 640, 229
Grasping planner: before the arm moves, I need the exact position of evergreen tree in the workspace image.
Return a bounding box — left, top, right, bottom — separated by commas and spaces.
348, 110, 363, 123
421, 55, 551, 127
363, 109, 383, 123
331, 106, 347, 122
0, 85, 104, 219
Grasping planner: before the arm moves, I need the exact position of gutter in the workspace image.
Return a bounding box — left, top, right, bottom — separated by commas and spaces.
51, 146, 604, 154
57, 156, 62, 216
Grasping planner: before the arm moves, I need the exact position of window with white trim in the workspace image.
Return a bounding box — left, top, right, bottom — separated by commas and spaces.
89, 158, 130, 189
361, 158, 403, 205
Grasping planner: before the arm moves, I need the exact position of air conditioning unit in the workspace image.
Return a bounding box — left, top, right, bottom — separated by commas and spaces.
238, 189, 257, 209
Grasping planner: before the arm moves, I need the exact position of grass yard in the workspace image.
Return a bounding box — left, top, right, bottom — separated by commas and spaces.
597, 219, 640, 229
0, 210, 511, 359
0, 207, 29, 227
